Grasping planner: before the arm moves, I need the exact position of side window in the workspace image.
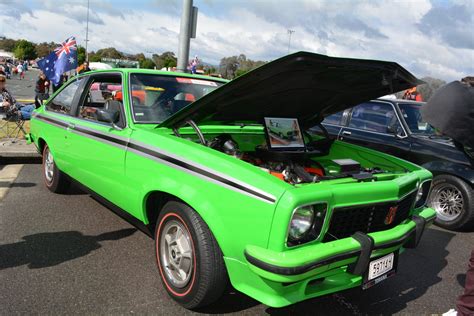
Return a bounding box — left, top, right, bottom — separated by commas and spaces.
46, 79, 83, 114
78, 76, 124, 127
323, 111, 344, 125
349, 102, 401, 134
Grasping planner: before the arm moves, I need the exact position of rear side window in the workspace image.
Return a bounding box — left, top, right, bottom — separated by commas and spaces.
349, 102, 401, 133
323, 111, 344, 125
46, 79, 83, 114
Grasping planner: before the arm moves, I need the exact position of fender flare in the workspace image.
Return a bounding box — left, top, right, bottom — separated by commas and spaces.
422, 160, 474, 185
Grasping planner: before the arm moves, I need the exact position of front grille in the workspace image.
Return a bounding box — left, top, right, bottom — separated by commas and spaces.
323, 191, 417, 242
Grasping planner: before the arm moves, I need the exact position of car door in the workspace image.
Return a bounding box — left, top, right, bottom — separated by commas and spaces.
319, 109, 349, 137
338, 101, 412, 160
65, 73, 132, 209
41, 78, 86, 171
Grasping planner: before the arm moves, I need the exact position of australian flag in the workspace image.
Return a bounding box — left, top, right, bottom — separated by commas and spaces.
38, 36, 77, 85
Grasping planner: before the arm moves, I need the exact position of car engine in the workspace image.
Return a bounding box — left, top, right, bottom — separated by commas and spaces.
208, 134, 386, 185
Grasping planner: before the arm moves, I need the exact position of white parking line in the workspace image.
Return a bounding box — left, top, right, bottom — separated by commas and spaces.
0, 164, 24, 200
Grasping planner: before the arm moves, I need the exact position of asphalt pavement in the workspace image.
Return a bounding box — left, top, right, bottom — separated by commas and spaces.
5, 68, 38, 101
1, 163, 473, 315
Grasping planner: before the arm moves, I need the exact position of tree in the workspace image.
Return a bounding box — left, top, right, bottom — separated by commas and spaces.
417, 77, 447, 101
395, 76, 447, 101
139, 58, 155, 69
88, 52, 102, 62
95, 47, 124, 59
152, 51, 177, 69
13, 39, 37, 60
219, 56, 239, 79
77, 46, 86, 64
35, 41, 56, 58
0, 38, 17, 52
219, 54, 266, 79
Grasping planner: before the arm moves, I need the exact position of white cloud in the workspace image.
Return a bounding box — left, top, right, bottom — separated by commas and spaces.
0, 0, 472, 81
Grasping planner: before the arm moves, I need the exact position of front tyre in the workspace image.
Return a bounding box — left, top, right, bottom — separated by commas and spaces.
42, 144, 70, 193
429, 174, 474, 230
155, 201, 227, 309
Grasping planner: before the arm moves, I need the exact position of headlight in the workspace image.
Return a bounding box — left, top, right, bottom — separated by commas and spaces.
287, 203, 327, 246
289, 205, 314, 240
414, 180, 432, 208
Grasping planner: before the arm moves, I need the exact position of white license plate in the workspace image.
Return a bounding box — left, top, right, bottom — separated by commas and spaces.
368, 253, 394, 281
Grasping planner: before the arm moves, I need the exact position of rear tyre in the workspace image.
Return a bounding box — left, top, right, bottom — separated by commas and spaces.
155, 201, 227, 309
429, 174, 474, 230
42, 144, 70, 193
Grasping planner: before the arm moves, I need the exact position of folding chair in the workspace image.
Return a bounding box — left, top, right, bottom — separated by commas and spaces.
0, 106, 27, 143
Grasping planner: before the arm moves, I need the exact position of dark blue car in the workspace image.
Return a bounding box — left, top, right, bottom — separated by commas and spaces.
321, 98, 473, 230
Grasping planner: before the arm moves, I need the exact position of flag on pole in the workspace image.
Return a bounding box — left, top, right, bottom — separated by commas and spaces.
37, 36, 78, 85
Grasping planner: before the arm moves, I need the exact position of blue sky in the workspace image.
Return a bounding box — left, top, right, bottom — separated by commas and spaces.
0, 0, 472, 81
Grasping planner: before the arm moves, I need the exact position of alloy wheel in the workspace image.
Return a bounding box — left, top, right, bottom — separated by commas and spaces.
160, 219, 194, 288
431, 183, 464, 222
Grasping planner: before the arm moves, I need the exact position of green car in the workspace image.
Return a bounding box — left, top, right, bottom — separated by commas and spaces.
28, 52, 436, 309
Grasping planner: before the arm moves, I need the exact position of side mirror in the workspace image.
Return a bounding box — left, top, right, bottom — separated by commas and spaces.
96, 108, 119, 125
387, 125, 405, 138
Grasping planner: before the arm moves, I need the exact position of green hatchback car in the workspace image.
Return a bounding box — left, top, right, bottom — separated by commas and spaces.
28, 52, 436, 309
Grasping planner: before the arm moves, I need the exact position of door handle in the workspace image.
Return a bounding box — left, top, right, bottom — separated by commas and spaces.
67, 123, 75, 130
342, 130, 352, 136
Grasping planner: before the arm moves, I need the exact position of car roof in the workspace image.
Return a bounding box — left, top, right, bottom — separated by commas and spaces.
75, 68, 229, 84
373, 98, 426, 105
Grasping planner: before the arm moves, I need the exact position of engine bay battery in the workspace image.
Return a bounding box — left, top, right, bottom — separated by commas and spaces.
332, 159, 361, 173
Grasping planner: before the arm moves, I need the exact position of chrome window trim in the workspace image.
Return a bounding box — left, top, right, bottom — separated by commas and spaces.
345, 100, 408, 139
76, 71, 128, 129
127, 72, 225, 125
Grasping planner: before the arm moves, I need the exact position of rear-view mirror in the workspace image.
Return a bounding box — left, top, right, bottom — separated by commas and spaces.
96, 108, 119, 124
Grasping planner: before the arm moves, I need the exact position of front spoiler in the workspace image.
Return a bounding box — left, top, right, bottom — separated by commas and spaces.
244, 207, 436, 282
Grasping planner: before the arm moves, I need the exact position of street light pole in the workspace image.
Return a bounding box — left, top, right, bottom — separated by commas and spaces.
287, 29, 295, 54
177, 0, 197, 73
85, 0, 90, 61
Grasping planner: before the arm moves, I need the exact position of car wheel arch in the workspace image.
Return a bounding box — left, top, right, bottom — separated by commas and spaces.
37, 137, 47, 155
422, 161, 474, 186
143, 190, 227, 253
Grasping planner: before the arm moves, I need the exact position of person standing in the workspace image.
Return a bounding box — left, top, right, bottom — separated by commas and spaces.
76, 61, 91, 74
34, 71, 50, 108
17, 63, 24, 80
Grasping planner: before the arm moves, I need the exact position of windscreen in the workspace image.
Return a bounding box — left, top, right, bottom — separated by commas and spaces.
398, 103, 436, 135
130, 74, 224, 123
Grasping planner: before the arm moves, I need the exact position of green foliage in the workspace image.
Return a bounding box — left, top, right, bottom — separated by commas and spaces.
88, 52, 102, 62
152, 51, 177, 69
395, 76, 447, 101
35, 42, 56, 58
219, 54, 266, 79
235, 68, 250, 77
77, 46, 86, 64
13, 39, 37, 60
95, 47, 124, 59
0, 38, 17, 52
139, 58, 156, 69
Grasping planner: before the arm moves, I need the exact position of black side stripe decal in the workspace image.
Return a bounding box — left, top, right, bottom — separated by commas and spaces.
126, 142, 275, 203
35, 114, 276, 203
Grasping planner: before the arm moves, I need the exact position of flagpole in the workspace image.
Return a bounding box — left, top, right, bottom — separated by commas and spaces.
85, 0, 90, 61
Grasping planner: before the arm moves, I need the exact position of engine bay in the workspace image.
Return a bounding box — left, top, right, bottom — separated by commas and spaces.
208, 133, 388, 185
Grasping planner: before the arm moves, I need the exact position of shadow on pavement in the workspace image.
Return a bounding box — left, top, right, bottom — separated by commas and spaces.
66, 182, 88, 195
457, 273, 466, 287
263, 228, 456, 315
196, 286, 260, 314
0, 228, 136, 270
0, 181, 36, 188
